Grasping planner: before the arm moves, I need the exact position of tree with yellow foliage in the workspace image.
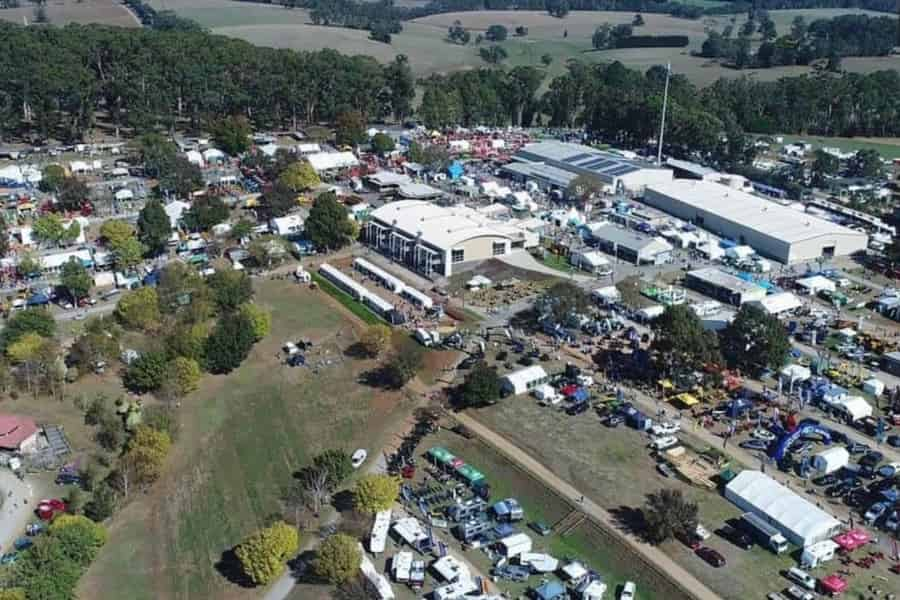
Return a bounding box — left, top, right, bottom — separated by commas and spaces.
353, 474, 400, 514
359, 324, 391, 358
277, 161, 320, 192
234, 521, 299, 586
121, 425, 171, 491
313, 533, 360, 585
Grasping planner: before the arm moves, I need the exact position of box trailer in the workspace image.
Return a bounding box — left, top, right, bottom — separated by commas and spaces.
497, 533, 532, 558
739, 512, 789, 554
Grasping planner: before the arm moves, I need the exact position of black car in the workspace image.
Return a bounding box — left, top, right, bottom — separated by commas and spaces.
566, 401, 589, 416
860, 451, 884, 468
718, 525, 753, 550
812, 474, 838, 487
825, 484, 848, 498
845, 490, 868, 508
859, 464, 878, 480
695, 546, 726, 567
888, 435, 900, 448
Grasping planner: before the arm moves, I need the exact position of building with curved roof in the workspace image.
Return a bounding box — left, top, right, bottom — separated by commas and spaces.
365, 200, 537, 278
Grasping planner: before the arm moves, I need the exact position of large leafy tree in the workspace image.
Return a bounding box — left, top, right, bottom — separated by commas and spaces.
383, 55, 414, 122
304, 192, 354, 250
159, 157, 203, 198
211, 115, 252, 156
60, 257, 93, 302
310, 449, 353, 490
235, 521, 299, 586
115, 287, 161, 331
353, 474, 400, 514
48, 515, 108, 566
238, 303, 271, 341
208, 270, 253, 312
58, 177, 90, 212
720, 304, 790, 375
124, 351, 168, 392
121, 425, 171, 486
204, 313, 256, 374
277, 161, 320, 192
335, 110, 366, 147
137, 199, 172, 256
381, 346, 422, 389
259, 182, 297, 220
0, 308, 55, 351
642, 488, 699, 544
182, 196, 229, 232
454, 361, 500, 409
652, 304, 722, 377
536, 281, 591, 324
313, 533, 361, 585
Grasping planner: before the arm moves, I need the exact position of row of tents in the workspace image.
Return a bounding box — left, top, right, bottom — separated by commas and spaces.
427, 446, 487, 488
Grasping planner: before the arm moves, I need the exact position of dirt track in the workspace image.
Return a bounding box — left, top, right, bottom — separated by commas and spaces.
454, 411, 724, 600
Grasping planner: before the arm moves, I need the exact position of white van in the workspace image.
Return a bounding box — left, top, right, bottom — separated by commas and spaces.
786, 567, 816, 590
620, 581, 636, 600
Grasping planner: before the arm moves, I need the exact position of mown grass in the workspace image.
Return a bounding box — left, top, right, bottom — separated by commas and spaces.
311, 271, 383, 326
82, 280, 411, 600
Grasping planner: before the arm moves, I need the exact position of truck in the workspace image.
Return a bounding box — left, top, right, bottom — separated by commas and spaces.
739, 512, 789, 554
414, 329, 441, 347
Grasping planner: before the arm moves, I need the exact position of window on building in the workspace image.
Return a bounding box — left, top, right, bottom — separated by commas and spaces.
511, 240, 525, 249
492, 242, 506, 256
452, 249, 465, 263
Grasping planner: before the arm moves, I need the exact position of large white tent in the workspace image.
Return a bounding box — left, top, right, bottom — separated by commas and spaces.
725, 471, 841, 547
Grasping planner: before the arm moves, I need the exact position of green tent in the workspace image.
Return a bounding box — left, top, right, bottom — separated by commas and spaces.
427, 446, 456, 465
455, 464, 485, 484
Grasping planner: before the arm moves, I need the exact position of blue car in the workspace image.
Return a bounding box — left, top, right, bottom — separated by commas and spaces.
864, 502, 889, 524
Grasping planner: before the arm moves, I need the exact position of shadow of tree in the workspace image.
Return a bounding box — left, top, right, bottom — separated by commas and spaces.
331, 489, 355, 513
609, 504, 648, 540
214, 547, 254, 588
344, 342, 371, 360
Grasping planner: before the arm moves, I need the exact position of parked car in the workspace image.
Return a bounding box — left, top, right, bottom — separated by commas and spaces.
887, 435, 900, 448
351, 449, 367, 469
784, 586, 814, 600
786, 567, 816, 590
739, 439, 770, 451
812, 473, 838, 487
846, 442, 870, 454
695, 524, 711, 540
824, 484, 847, 498
648, 436, 679, 451
860, 451, 884, 468
751, 428, 776, 442
529, 521, 551, 536
864, 501, 889, 524
884, 510, 900, 532
718, 525, 753, 550
657, 462, 674, 478
767, 593, 788, 600
620, 581, 636, 600
695, 546, 726, 567
605, 414, 624, 428
650, 422, 680, 437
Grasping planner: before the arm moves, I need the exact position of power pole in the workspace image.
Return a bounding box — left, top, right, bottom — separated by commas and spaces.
657, 62, 671, 167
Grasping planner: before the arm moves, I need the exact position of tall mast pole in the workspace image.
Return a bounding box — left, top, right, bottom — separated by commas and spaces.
657, 62, 671, 167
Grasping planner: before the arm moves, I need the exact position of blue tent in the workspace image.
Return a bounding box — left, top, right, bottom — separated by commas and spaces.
447, 161, 464, 180
142, 270, 161, 287
26, 293, 50, 306
533, 581, 566, 600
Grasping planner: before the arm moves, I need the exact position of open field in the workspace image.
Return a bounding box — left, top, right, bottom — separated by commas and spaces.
0, 0, 138, 27
80, 278, 418, 600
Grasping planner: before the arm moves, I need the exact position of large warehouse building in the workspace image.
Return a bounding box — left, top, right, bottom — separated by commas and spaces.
643, 180, 868, 263
725, 470, 842, 547
507, 141, 673, 195
365, 200, 538, 278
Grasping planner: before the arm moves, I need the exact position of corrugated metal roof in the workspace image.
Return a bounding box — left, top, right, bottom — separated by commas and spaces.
646, 180, 867, 245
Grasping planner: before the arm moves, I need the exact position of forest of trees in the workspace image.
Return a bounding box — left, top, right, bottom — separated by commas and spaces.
0, 22, 898, 149
701, 13, 898, 69
0, 23, 415, 142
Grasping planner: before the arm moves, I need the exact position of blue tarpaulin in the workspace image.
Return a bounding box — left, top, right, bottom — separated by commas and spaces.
27, 293, 49, 306
534, 581, 566, 600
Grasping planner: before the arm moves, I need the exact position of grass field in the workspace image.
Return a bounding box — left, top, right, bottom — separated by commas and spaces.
472, 397, 798, 600
0, 0, 138, 27
80, 279, 417, 600
768, 134, 900, 160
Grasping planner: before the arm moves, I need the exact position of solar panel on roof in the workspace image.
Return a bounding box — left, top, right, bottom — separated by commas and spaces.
564, 152, 593, 164
607, 165, 638, 176
581, 158, 612, 170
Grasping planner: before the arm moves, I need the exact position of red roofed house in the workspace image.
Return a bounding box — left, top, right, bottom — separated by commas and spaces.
0, 414, 40, 453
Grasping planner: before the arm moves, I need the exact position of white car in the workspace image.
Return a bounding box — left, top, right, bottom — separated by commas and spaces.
695, 524, 711, 540
620, 581, 636, 600
751, 428, 776, 442
648, 436, 679, 451
785, 586, 814, 600
351, 449, 367, 469
650, 422, 681, 437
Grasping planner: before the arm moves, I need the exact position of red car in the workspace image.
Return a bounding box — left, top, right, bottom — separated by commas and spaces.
695, 546, 726, 567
